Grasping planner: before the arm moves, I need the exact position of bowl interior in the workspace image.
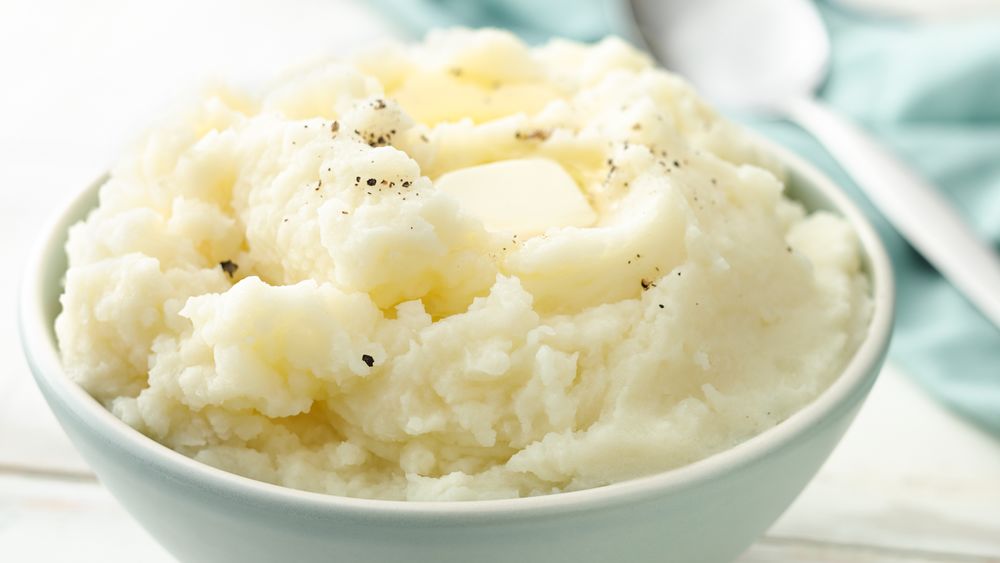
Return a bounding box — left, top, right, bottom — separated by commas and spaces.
35, 176, 103, 346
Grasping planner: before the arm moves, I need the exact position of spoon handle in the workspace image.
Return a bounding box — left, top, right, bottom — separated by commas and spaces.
784, 96, 1000, 329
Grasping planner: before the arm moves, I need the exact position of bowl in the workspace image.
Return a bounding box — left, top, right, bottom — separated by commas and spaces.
19, 135, 894, 563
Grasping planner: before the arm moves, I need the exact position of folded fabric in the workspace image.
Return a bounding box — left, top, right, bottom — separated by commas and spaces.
367, 0, 1000, 433
748, 5, 1000, 434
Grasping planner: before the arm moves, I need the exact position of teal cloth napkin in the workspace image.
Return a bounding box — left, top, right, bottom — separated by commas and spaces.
369, 0, 1000, 432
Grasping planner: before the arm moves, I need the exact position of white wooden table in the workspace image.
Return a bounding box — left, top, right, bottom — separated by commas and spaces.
3, 2, 999, 561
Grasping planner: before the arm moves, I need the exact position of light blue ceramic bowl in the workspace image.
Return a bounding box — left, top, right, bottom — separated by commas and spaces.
19, 137, 893, 563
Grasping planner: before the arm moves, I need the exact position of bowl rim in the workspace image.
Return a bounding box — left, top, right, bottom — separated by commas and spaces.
18, 134, 895, 520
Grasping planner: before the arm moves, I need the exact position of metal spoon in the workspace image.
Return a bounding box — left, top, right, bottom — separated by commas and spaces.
627, 0, 1000, 329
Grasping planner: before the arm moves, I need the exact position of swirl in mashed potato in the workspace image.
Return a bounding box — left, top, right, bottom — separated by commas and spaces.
56, 29, 872, 500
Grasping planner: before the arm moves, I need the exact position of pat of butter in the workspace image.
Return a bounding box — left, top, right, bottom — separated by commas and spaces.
391, 73, 558, 125
435, 158, 597, 236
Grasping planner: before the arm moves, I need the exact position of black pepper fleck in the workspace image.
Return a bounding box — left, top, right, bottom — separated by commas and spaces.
220, 260, 238, 278
514, 129, 550, 141
361, 354, 375, 367
367, 178, 377, 186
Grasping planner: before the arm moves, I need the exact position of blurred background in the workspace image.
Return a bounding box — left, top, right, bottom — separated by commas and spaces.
1, 0, 998, 561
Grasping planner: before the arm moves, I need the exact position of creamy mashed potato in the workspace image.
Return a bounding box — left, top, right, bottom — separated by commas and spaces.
56, 29, 872, 501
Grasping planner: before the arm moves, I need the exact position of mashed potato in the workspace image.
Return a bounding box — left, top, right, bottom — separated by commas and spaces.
56, 29, 872, 501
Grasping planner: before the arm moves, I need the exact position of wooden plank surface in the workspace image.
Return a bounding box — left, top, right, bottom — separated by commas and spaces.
0, 474, 172, 562
765, 366, 1000, 559
743, 538, 1000, 563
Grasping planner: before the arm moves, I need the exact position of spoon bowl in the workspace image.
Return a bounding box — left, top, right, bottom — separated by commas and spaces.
631, 0, 829, 112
